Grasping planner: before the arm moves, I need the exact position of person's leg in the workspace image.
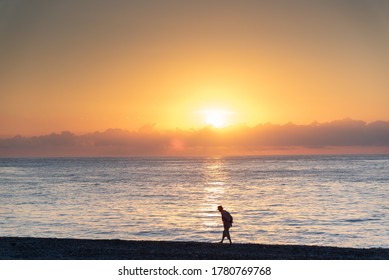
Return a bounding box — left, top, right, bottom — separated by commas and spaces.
220, 229, 227, 243
226, 226, 232, 243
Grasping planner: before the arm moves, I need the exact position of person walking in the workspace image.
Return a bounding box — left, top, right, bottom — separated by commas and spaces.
217, 205, 233, 243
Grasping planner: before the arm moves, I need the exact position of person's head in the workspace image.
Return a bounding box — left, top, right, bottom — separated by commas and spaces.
217, 205, 223, 212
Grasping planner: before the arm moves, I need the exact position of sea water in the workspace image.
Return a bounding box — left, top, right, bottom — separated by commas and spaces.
1, 155, 388, 248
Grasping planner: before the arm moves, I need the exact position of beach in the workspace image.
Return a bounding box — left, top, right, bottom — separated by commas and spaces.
1, 237, 388, 260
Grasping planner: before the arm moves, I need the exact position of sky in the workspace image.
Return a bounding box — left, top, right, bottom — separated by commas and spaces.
1, 0, 389, 156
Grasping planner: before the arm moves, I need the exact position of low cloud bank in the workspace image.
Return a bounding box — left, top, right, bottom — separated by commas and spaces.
1, 119, 389, 157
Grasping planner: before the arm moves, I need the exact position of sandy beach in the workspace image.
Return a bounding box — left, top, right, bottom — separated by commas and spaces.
1, 237, 388, 260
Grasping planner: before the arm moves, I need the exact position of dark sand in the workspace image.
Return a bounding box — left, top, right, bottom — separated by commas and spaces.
1, 237, 388, 260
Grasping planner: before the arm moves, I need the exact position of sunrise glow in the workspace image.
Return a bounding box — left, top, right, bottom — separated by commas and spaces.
1, 1, 389, 156
201, 109, 233, 128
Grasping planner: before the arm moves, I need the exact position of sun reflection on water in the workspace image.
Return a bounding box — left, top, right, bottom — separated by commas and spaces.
197, 157, 231, 236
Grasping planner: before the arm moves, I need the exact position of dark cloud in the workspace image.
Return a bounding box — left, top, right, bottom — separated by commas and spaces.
1, 119, 389, 157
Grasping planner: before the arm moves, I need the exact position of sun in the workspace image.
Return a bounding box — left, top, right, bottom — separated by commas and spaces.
202, 109, 232, 128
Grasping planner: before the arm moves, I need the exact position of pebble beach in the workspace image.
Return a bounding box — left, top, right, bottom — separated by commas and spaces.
1, 237, 388, 260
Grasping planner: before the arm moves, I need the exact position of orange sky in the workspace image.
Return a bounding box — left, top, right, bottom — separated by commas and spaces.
1, 1, 389, 137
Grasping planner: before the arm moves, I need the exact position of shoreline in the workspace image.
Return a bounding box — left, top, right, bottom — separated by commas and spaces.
1, 237, 388, 260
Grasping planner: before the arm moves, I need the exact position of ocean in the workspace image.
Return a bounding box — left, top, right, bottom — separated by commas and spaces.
1, 155, 388, 248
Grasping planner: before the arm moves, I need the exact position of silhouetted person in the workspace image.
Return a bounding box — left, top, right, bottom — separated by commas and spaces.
217, 205, 233, 243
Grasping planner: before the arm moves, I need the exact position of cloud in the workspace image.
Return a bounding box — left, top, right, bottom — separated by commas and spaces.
1, 119, 389, 157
